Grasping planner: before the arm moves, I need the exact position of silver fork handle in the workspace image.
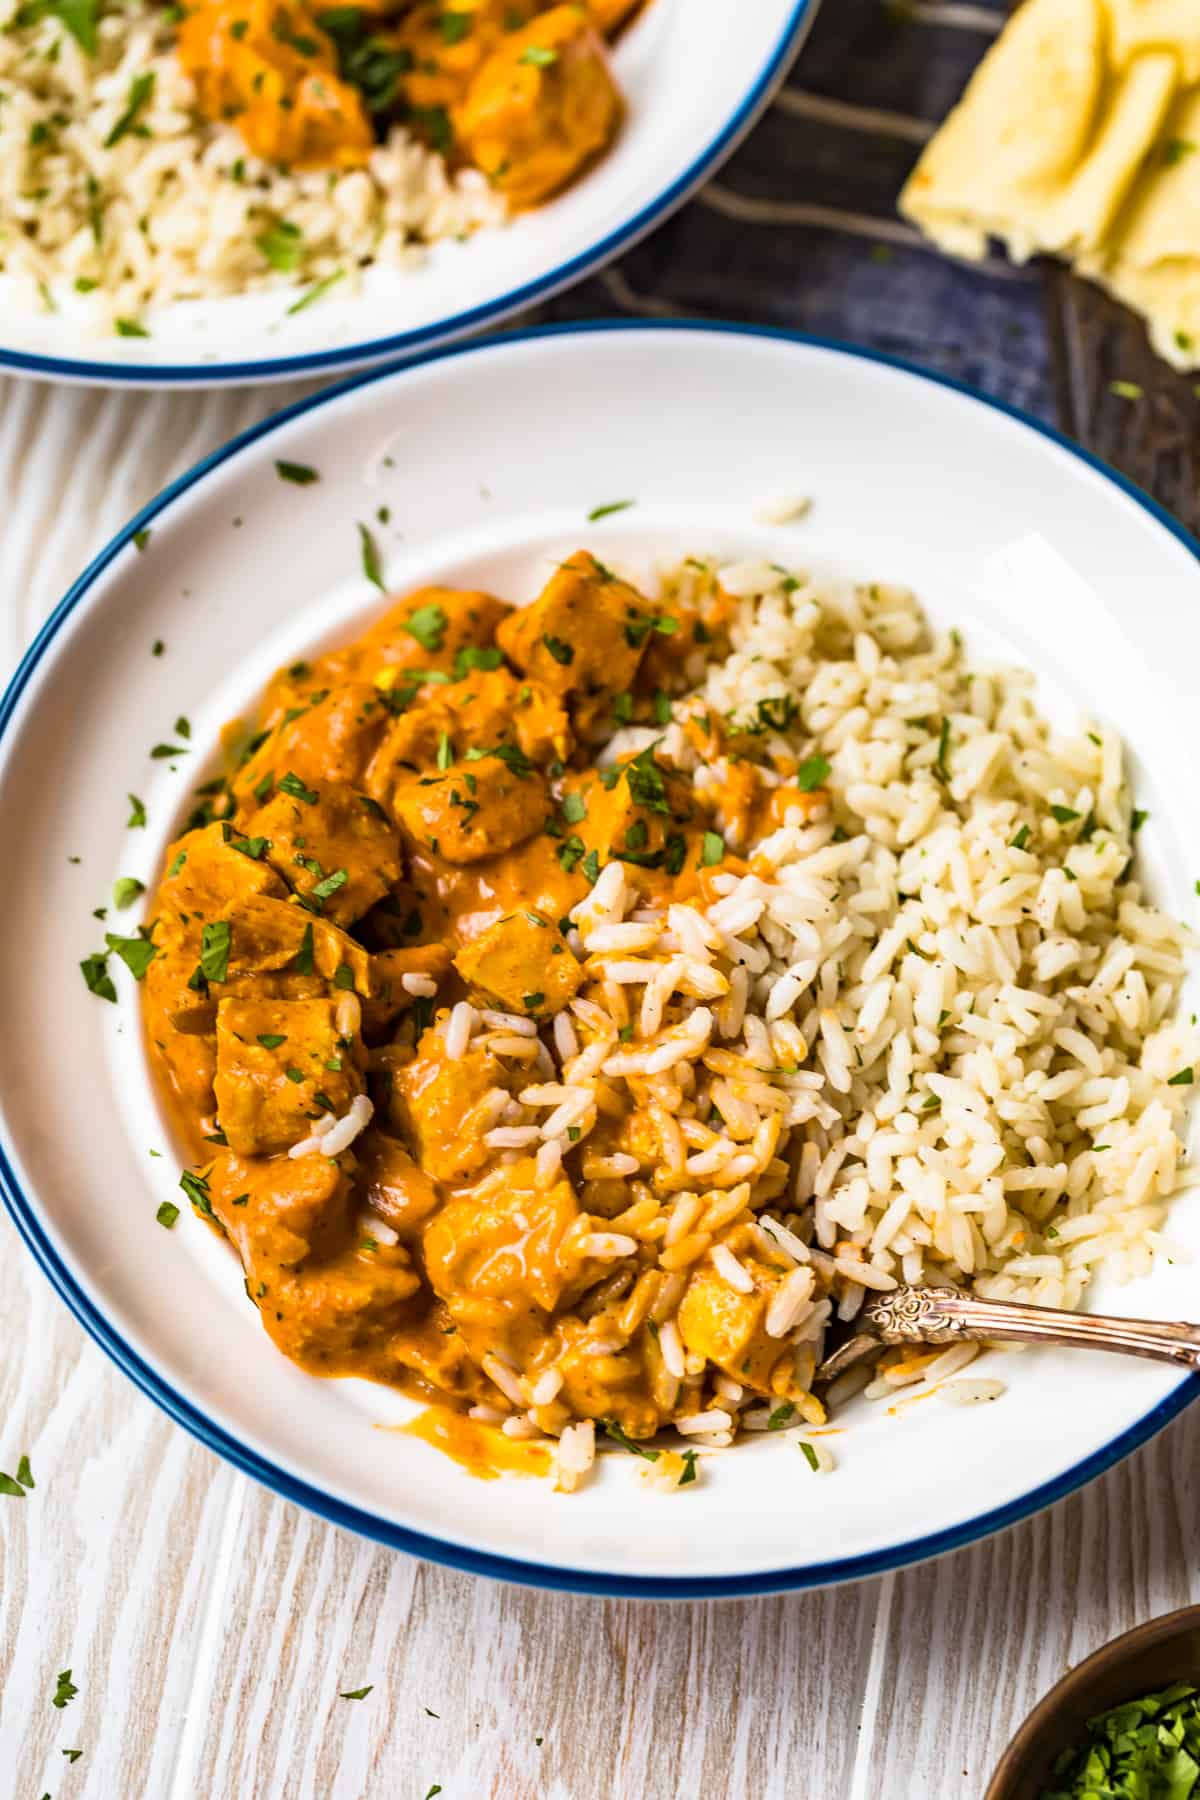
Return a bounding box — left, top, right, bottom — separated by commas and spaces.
862, 1284, 1200, 1372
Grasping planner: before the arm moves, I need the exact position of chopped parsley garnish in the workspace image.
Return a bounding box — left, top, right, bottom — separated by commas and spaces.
21, 0, 99, 53
701, 830, 725, 867
112, 875, 144, 909
454, 644, 503, 676
562, 791, 587, 825
127, 793, 147, 827
104, 69, 154, 147
1110, 380, 1144, 400
1010, 824, 1030, 850
436, 731, 453, 771
611, 691, 633, 723
523, 992, 544, 1011
310, 867, 349, 904
1050, 804, 1080, 824
180, 1168, 214, 1218
52, 1669, 78, 1708
678, 1449, 698, 1486
653, 690, 672, 725
1132, 809, 1149, 833
542, 633, 574, 665
106, 930, 158, 980
519, 43, 556, 64
198, 919, 231, 983
115, 317, 150, 337
81, 951, 117, 1003
275, 459, 319, 485
150, 742, 187, 759
464, 742, 535, 778
156, 1200, 180, 1228
798, 1441, 821, 1472
404, 602, 448, 653
257, 1033, 286, 1049
795, 753, 830, 793
624, 743, 669, 813
581, 848, 601, 885
134, 529, 152, 553
603, 1420, 659, 1461
1164, 137, 1197, 165
357, 521, 386, 592
294, 922, 315, 974
766, 1402, 795, 1430
1043, 1680, 1200, 1798
62, 1749, 83, 1762
587, 498, 634, 521
279, 770, 319, 804
934, 717, 951, 781
340, 1684, 374, 1700
15, 1454, 33, 1489
1169, 1067, 1194, 1086
557, 834, 585, 874
256, 217, 303, 272
0, 1472, 25, 1498
285, 268, 345, 314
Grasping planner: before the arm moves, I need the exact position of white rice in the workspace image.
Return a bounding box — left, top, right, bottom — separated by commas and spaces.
288, 1092, 372, 1159
0, 0, 505, 333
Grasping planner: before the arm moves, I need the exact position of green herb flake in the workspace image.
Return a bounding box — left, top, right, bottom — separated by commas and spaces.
80, 951, 117, 1003
52, 1669, 79, 1709
112, 875, 145, 909
285, 267, 345, 315
62, 1749, 83, 1762
700, 830, 725, 868
105, 930, 158, 980
275, 459, 319, 485
404, 601, 448, 653
340, 1684, 374, 1700
587, 498, 634, 521
256, 217, 303, 272
766, 1402, 795, 1431
0, 1472, 25, 1498
198, 919, 231, 984
156, 1200, 180, 1229
279, 770, 319, 804
134, 528, 152, 552
114, 316, 150, 337
519, 43, 556, 64
602, 1420, 659, 1461
795, 753, 831, 793
1110, 379, 1143, 401
561, 791, 587, 825
1132, 808, 1149, 833
799, 1441, 821, 1472
1169, 1067, 1195, 1086
677, 1448, 698, 1486
523, 991, 544, 1011
1050, 804, 1080, 824
104, 69, 154, 147
357, 520, 386, 592
180, 1168, 215, 1219
542, 633, 574, 665
1010, 824, 1030, 850
294, 922, 315, 975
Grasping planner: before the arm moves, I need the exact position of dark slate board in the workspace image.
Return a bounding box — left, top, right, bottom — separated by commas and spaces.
533, 0, 1200, 538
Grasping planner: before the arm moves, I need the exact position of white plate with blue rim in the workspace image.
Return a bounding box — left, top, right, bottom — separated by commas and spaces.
1, 321, 1198, 1596
0, 1, 815, 388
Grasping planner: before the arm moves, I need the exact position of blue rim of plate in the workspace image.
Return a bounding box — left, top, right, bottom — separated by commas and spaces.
0, 2, 816, 387
2, 320, 1199, 1597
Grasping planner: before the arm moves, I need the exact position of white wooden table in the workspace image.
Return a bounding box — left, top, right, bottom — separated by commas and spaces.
3, 374, 1200, 1800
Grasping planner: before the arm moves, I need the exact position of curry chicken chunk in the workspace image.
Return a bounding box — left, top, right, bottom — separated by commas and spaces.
140, 548, 834, 1477
180, 0, 637, 211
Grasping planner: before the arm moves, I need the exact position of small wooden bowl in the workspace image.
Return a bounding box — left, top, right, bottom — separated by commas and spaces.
986, 1605, 1200, 1799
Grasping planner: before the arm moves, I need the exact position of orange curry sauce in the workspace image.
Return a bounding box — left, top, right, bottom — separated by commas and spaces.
141, 549, 824, 1461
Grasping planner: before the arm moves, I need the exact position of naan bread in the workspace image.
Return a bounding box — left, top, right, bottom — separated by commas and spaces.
899, 0, 1200, 369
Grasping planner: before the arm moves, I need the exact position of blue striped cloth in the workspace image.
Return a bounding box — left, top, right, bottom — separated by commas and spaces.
543, 0, 1058, 423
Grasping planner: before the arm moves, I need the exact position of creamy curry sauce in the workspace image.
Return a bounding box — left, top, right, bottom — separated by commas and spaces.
143, 550, 825, 1457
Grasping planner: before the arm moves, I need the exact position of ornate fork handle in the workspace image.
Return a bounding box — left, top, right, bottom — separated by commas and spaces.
862, 1285, 1200, 1372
